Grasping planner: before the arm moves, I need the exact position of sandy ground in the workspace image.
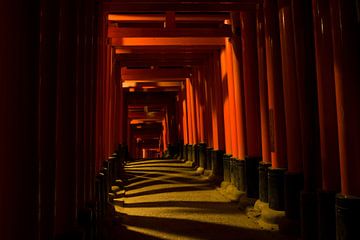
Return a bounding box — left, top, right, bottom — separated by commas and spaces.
110, 159, 295, 240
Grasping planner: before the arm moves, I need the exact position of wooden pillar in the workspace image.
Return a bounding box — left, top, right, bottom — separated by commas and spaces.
263, 0, 287, 169
256, 4, 272, 203
95, 9, 107, 172
36, 0, 59, 239
240, 11, 262, 159
182, 83, 189, 145
330, 0, 360, 198
256, 6, 271, 164
193, 68, 203, 143
278, 0, 303, 174
54, 0, 79, 234
225, 39, 239, 158
263, 0, 287, 211
186, 79, 194, 145
312, 0, 341, 239
198, 67, 206, 143
230, 12, 247, 161
220, 49, 233, 155
330, 0, 360, 238
213, 51, 226, 151
204, 58, 214, 148
280, 0, 321, 232
240, 11, 262, 198
0, 1, 40, 239
189, 78, 197, 145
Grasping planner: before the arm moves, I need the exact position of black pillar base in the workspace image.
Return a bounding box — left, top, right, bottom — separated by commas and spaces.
199, 143, 207, 169
245, 156, 261, 198
184, 144, 188, 161
285, 172, 303, 219
268, 167, 286, 210
300, 191, 318, 240
192, 144, 197, 165
179, 141, 184, 160
234, 159, 246, 192
259, 162, 272, 202
230, 158, 236, 186
317, 190, 336, 240
223, 154, 232, 182
212, 150, 224, 179
54, 230, 85, 240
336, 194, 360, 240
187, 144, 193, 162
206, 147, 213, 170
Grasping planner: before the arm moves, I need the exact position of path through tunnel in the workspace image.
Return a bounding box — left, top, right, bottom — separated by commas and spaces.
1, 1, 360, 240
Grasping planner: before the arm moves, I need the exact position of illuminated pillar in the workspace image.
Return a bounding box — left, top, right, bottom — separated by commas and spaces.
207, 51, 225, 180
230, 13, 247, 162
186, 78, 195, 161
213, 51, 226, 152
263, 0, 287, 210
329, 0, 360, 238
204, 59, 214, 148
225, 40, 239, 159
220, 48, 233, 182
196, 67, 207, 171
182, 87, 189, 146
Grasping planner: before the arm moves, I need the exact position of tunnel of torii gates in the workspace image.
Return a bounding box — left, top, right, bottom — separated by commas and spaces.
0, 0, 360, 240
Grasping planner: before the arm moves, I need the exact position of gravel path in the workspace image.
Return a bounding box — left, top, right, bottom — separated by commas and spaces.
111, 159, 294, 240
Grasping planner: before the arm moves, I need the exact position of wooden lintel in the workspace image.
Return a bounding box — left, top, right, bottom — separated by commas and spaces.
108, 26, 232, 38
108, 13, 229, 22
111, 37, 226, 46
121, 68, 191, 77
103, 2, 257, 12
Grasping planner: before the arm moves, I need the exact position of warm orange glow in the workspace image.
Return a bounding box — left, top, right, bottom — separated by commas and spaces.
231, 42, 246, 160
225, 39, 238, 158
111, 37, 226, 47
115, 48, 133, 54
220, 48, 232, 154
108, 14, 165, 22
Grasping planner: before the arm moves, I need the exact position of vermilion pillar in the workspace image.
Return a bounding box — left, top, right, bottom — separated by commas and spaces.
54, 0, 79, 234
278, 0, 303, 174
220, 49, 232, 155
193, 68, 204, 143
330, 0, 360, 238
230, 12, 247, 161
256, 7, 271, 164
213, 51, 226, 151
182, 84, 189, 145
263, 0, 287, 169
225, 39, 239, 158
281, 1, 321, 233
186, 78, 194, 145
256, 4, 272, 203
198, 68, 206, 143
0, 2, 40, 239
240, 11, 262, 158
204, 59, 214, 147
190, 78, 197, 145
263, 0, 287, 211
240, 11, 262, 198
312, 0, 341, 239
210, 54, 220, 150
330, 0, 360, 198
